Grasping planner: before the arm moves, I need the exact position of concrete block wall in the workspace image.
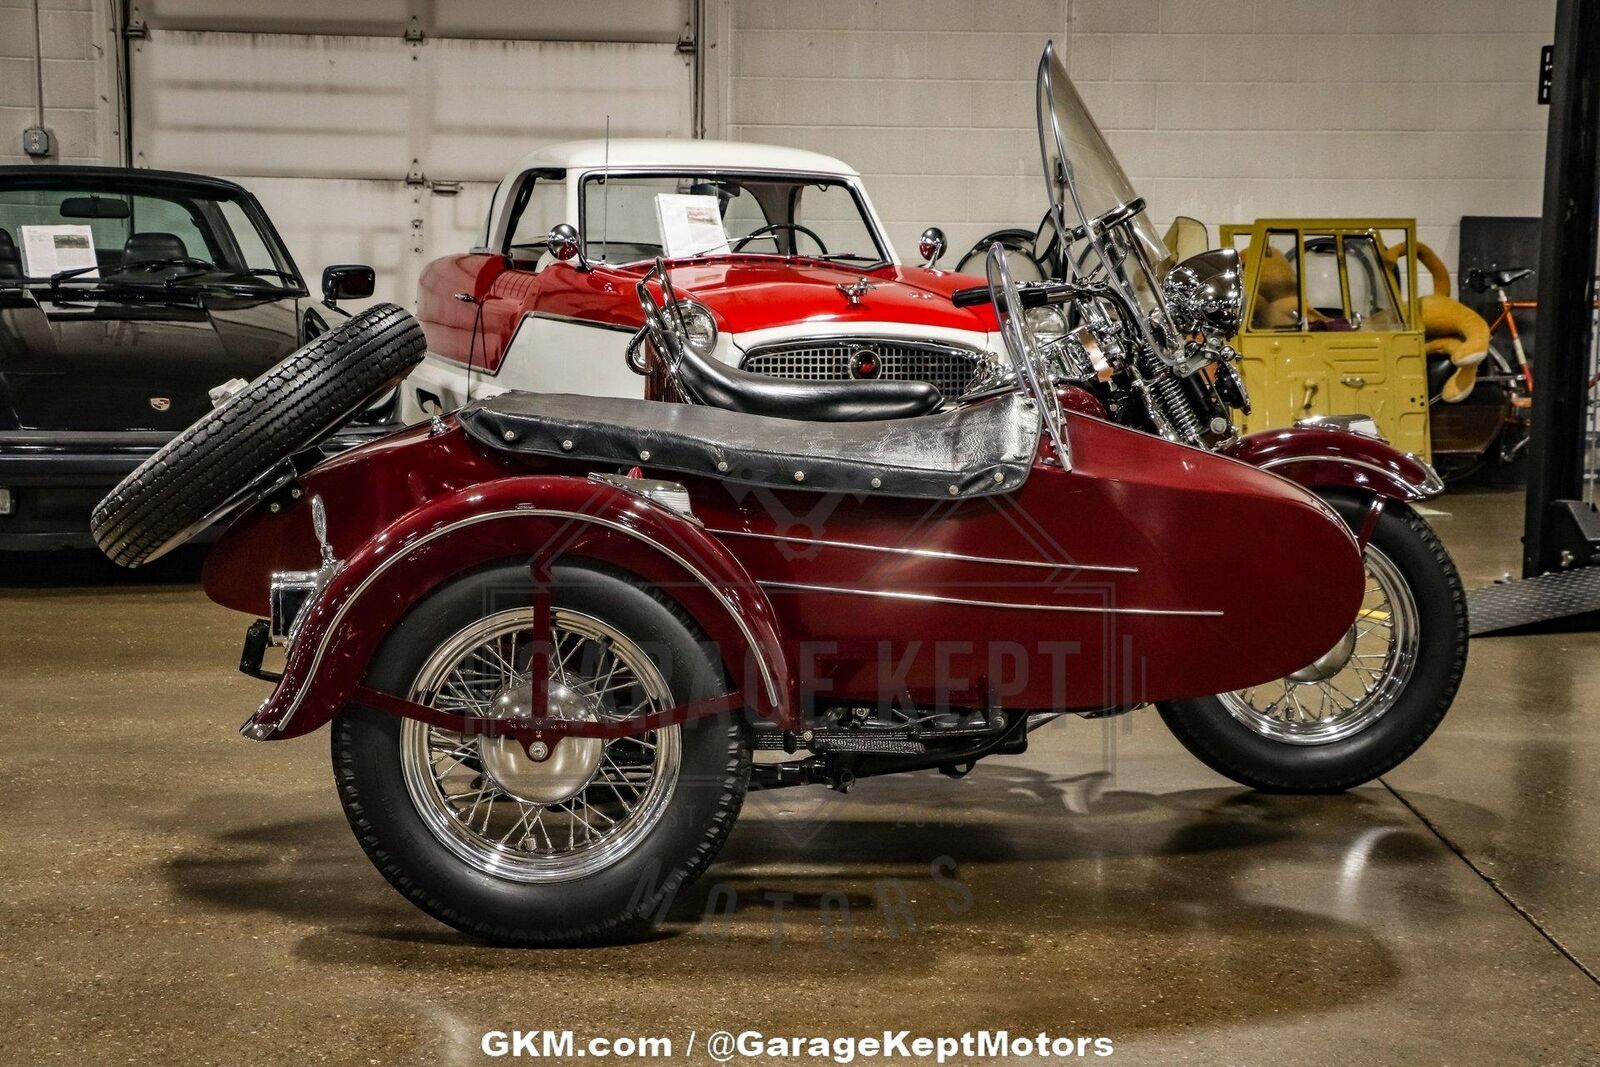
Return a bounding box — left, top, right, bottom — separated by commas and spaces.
720, 0, 1556, 293
714, 0, 1069, 268
2, 0, 1557, 295
0, 0, 123, 166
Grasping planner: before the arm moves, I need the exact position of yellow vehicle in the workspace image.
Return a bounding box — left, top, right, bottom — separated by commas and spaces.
1220, 219, 1430, 460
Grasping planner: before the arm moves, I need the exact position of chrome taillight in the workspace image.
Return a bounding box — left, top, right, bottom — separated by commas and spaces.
268, 494, 343, 647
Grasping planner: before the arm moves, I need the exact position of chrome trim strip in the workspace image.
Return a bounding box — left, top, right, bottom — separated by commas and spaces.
1416, 460, 1445, 498
741, 335, 987, 361
588, 472, 704, 527
273, 508, 783, 733
526, 310, 639, 334
757, 580, 1222, 617
710, 528, 1138, 574
1257, 454, 1425, 500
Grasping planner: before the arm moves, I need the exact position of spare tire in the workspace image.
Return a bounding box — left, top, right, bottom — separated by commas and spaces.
92, 303, 425, 568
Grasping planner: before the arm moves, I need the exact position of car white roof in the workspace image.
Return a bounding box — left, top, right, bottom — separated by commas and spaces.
502, 138, 859, 179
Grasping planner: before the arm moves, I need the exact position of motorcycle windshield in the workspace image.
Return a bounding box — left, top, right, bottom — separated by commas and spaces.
1036, 41, 1173, 301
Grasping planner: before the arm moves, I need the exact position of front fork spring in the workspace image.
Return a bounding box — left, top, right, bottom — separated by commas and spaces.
1150, 373, 1204, 442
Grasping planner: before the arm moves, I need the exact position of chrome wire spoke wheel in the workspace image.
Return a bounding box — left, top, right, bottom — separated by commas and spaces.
399, 607, 681, 883
1220, 545, 1420, 746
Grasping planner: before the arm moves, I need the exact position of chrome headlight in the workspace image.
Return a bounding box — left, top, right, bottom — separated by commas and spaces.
674, 301, 718, 356
1025, 304, 1067, 345
1162, 248, 1243, 339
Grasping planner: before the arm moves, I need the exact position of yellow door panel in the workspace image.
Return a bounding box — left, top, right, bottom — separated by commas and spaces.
1227, 218, 1432, 460
1387, 334, 1430, 459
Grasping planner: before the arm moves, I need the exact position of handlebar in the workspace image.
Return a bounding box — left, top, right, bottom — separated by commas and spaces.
951, 285, 997, 308
951, 281, 1078, 309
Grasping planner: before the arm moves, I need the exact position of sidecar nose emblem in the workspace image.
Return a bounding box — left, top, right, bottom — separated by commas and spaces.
848, 348, 881, 379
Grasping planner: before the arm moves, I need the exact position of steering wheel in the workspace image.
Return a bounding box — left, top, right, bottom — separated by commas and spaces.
124, 257, 214, 274
986, 243, 1070, 465
732, 223, 829, 255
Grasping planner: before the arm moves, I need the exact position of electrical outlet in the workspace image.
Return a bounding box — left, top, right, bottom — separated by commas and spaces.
22, 127, 51, 157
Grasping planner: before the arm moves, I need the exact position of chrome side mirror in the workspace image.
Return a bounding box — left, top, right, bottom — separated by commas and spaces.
1162, 247, 1243, 338
918, 227, 947, 268
546, 223, 588, 270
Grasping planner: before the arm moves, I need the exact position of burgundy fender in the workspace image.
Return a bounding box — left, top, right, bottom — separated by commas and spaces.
240, 475, 793, 741
1219, 426, 1444, 502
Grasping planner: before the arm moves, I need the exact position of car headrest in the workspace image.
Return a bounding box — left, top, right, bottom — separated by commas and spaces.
123, 231, 189, 264
0, 228, 20, 280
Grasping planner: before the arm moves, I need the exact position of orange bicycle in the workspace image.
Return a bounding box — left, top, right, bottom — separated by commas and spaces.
1467, 267, 1537, 392
1453, 266, 1537, 478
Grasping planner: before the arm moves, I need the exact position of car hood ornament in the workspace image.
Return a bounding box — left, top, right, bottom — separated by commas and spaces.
837, 278, 875, 306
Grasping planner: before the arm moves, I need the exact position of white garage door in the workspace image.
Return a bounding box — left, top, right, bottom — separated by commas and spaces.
127, 1, 695, 310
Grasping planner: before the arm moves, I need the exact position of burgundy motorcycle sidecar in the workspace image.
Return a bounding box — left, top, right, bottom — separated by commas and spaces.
95, 272, 1373, 945
208, 390, 1365, 730
180, 370, 1362, 942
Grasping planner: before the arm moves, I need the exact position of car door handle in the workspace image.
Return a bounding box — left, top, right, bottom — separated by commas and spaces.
1340, 375, 1366, 388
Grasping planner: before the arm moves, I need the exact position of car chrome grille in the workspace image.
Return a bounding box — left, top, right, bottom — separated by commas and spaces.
739, 339, 989, 399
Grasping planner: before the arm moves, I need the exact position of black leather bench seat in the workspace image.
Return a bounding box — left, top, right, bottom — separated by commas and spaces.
457, 391, 1040, 500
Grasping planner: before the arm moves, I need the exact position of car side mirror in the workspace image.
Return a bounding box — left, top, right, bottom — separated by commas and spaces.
322, 264, 375, 307
918, 227, 947, 268
547, 223, 589, 270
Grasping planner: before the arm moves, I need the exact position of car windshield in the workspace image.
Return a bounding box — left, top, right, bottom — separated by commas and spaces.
580, 173, 886, 266
0, 176, 299, 288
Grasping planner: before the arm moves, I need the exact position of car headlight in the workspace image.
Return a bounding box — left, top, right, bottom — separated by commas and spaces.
1025, 304, 1067, 345
675, 301, 718, 356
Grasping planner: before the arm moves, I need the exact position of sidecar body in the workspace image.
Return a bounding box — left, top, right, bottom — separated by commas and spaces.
204, 388, 1366, 742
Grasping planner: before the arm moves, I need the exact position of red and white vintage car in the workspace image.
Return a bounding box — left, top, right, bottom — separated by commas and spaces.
405, 139, 995, 417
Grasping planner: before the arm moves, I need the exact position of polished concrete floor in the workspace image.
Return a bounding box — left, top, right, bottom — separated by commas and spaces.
2, 487, 1598, 1065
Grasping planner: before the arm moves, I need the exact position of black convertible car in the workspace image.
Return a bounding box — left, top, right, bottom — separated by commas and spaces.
0, 166, 382, 550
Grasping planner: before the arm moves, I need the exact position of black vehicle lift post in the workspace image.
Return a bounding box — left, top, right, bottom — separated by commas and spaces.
1524, 0, 1600, 578
1466, 0, 1600, 636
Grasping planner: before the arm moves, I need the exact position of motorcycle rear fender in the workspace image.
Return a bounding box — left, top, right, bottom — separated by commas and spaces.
243, 475, 793, 741
1220, 426, 1443, 502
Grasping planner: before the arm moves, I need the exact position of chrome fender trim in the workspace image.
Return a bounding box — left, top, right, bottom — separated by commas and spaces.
270, 507, 783, 736
1257, 453, 1438, 501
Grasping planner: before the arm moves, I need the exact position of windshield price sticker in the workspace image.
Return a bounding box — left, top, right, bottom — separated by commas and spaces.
655, 193, 731, 258
19, 224, 98, 278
